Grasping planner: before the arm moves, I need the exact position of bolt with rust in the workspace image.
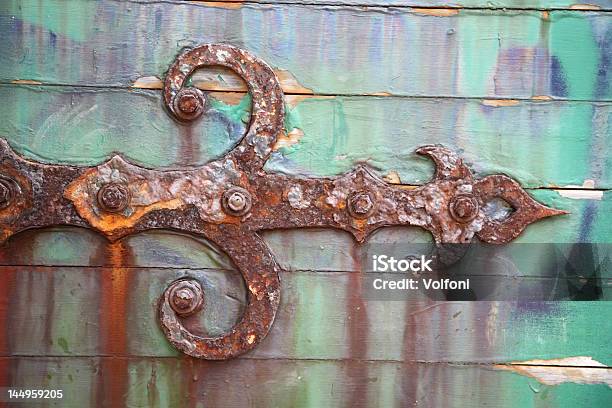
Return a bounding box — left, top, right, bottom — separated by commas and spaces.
173, 88, 206, 121
0, 178, 14, 210
168, 279, 204, 317
449, 194, 479, 223
97, 183, 131, 213
348, 191, 375, 218
222, 187, 252, 216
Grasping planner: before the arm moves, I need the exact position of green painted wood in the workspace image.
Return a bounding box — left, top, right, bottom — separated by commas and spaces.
3, 357, 611, 407
203, 0, 612, 10
1, 85, 610, 188
1, 1, 610, 405
1, 188, 611, 269
0, 2, 610, 100
0, 264, 610, 362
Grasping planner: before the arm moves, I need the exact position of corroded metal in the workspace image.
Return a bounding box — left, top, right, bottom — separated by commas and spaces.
168, 279, 205, 317
97, 183, 131, 213
0, 43, 568, 360
222, 187, 252, 216
173, 88, 206, 121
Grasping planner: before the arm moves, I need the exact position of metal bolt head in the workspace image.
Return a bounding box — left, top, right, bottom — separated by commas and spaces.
449, 194, 479, 223
228, 192, 246, 212
348, 191, 375, 218
97, 183, 130, 213
168, 279, 204, 317
0, 178, 14, 210
222, 187, 252, 216
173, 88, 205, 121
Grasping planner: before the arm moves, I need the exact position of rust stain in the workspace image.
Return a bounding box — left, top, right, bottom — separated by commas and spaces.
0, 267, 16, 356
347, 245, 369, 406
103, 242, 130, 352
494, 357, 612, 387
411, 8, 460, 17
482, 99, 520, 107
541, 11, 550, 20
97, 241, 132, 406
569, 4, 602, 10
178, 121, 201, 165
272, 128, 304, 151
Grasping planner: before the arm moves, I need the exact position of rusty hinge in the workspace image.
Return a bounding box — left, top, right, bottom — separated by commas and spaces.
0, 44, 567, 360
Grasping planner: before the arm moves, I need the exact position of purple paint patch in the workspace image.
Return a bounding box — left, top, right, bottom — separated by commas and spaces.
49, 31, 57, 48
578, 201, 596, 243
514, 301, 560, 315
550, 56, 567, 97
594, 32, 610, 99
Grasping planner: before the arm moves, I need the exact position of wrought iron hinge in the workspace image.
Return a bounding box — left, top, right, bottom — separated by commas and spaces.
0, 44, 567, 359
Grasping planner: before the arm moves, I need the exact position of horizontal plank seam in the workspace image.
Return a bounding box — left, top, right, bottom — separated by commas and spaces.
392, 185, 611, 192
2, 82, 612, 104
0, 354, 610, 369
125, 0, 612, 12
0, 264, 610, 279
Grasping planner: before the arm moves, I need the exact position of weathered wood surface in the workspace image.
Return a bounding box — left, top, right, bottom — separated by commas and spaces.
0, 0, 611, 406
202, 0, 612, 10
0, 229, 610, 364
1, 1, 610, 100
0, 265, 610, 362
2, 357, 609, 408
1, 85, 610, 189
1, 221, 611, 270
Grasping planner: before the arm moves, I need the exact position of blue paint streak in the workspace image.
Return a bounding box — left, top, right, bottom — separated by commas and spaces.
578, 201, 597, 243
550, 56, 567, 97
49, 31, 57, 48
594, 30, 610, 99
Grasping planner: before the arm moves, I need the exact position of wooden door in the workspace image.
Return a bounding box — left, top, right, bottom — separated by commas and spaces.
0, 0, 610, 406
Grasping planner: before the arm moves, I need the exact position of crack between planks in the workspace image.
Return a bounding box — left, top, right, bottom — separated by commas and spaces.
0, 264, 609, 280
0, 354, 609, 370
2, 81, 612, 104
122, 0, 612, 13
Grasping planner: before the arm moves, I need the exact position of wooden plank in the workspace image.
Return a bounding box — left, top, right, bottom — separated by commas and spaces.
1, 187, 611, 269
0, 265, 610, 363
0, 193, 609, 273
1, 357, 610, 407
0, 189, 610, 273
0, 2, 610, 100
1, 85, 610, 188
202, 1, 612, 11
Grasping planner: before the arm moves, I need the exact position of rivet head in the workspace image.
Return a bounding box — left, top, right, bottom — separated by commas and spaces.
222, 187, 252, 216
348, 191, 375, 218
173, 88, 205, 121
0, 178, 14, 210
449, 194, 479, 223
168, 279, 204, 317
97, 183, 130, 213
